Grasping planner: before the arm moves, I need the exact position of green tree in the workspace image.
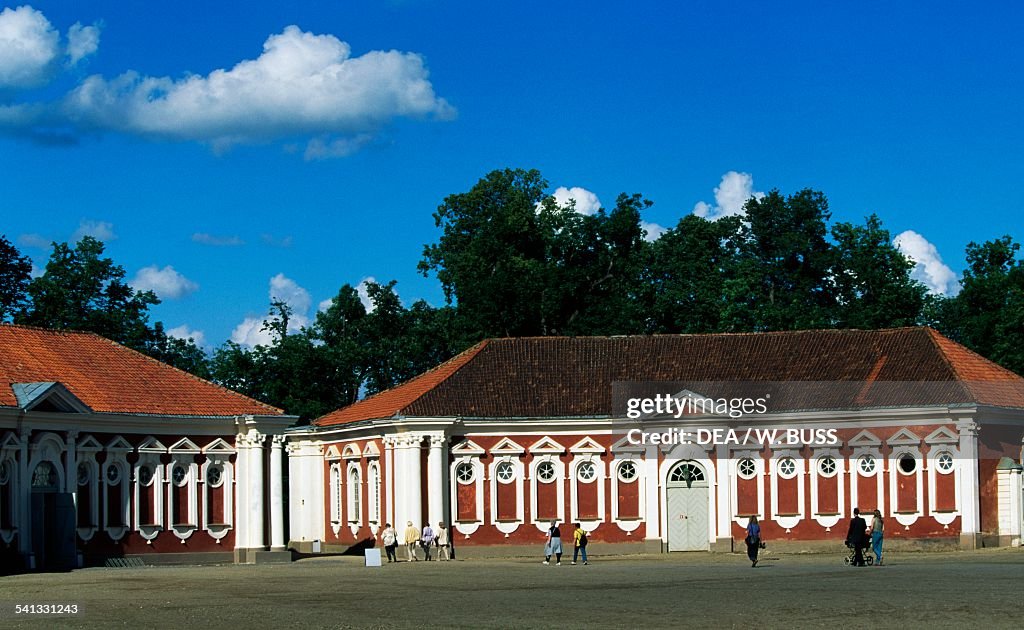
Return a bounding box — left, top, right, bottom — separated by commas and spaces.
830, 214, 927, 329
934, 236, 1024, 373
0, 235, 32, 322
18, 236, 160, 349
722, 189, 835, 331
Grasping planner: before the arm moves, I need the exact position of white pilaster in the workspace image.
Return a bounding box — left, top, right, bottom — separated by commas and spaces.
64, 430, 78, 494
394, 434, 423, 529
643, 444, 660, 541
17, 431, 30, 558
384, 436, 395, 527
427, 434, 447, 527
234, 427, 266, 556
957, 419, 981, 548
269, 434, 285, 550
715, 443, 732, 542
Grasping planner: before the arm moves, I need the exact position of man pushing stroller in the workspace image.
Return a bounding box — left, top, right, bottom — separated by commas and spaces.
845, 507, 868, 566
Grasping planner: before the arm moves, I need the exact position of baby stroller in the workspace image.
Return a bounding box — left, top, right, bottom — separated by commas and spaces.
843, 539, 873, 566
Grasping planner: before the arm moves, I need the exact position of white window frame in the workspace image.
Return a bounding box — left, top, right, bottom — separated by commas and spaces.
103, 437, 132, 541
167, 438, 200, 540
200, 438, 235, 542
347, 463, 362, 530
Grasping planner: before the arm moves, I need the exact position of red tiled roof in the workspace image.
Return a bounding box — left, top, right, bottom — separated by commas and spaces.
316, 341, 489, 426
314, 327, 1024, 426
0, 324, 284, 417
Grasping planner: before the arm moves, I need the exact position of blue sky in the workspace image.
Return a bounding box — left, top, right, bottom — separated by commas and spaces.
2, 1, 1022, 347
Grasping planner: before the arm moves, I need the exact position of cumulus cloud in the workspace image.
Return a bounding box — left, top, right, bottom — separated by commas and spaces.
192, 232, 244, 246
65, 22, 99, 66
72, 219, 115, 242
551, 186, 602, 216
3, 24, 452, 157
641, 221, 667, 242
231, 273, 314, 347
356, 276, 376, 312
892, 230, 959, 295
0, 6, 59, 88
318, 298, 334, 313
0, 6, 100, 89
131, 265, 198, 299
166, 324, 206, 347
693, 171, 765, 221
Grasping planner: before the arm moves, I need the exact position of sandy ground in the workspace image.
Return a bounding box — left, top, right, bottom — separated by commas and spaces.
1, 548, 1021, 629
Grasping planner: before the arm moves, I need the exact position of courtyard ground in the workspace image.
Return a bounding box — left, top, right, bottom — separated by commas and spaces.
1, 548, 1021, 629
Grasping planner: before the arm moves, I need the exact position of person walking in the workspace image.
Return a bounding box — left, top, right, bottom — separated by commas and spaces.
869, 509, 884, 566
745, 515, 761, 568
381, 523, 398, 563
421, 523, 435, 561
543, 520, 563, 565
846, 508, 868, 566
404, 521, 420, 562
436, 522, 451, 561
571, 522, 589, 565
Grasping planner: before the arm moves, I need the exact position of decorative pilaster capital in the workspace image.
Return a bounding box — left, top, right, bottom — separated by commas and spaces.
236, 429, 267, 448
270, 434, 287, 448
65, 430, 80, 445
428, 435, 447, 449
956, 420, 979, 438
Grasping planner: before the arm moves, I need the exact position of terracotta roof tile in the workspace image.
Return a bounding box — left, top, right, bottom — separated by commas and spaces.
314, 328, 1024, 425
0, 324, 283, 417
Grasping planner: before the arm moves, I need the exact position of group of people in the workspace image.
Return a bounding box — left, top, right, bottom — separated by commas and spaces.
542, 521, 590, 565
379, 521, 452, 562
744, 507, 885, 568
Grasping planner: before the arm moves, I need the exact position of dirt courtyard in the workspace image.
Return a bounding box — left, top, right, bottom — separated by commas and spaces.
1, 548, 1021, 629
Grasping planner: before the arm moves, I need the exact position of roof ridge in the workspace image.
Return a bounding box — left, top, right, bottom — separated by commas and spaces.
486, 327, 924, 342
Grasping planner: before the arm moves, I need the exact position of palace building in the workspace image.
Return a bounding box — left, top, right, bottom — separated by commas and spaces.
286, 328, 1024, 554
0, 325, 295, 571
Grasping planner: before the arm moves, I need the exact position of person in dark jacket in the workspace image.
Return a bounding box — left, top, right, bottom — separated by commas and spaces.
745, 516, 761, 567
846, 508, 868, 566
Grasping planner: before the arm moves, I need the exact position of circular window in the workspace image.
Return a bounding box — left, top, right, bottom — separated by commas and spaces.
577, 461, 597, 482
818, 457, 837, 477
858, 456, 876, 475
777, 457, 797, 478
106, 464, 121, 485
172, 465, 187, 486
738, 458, 757, 479
536, 461, 556, 483
207, 465, 223, 487
898, 454, 917, 475
455, 462, 475, 484
936, 452, 954, 473
77, 462, 91, 486
0, 459, 10, 485
137, 465, 153, 486
495, 461, 515, 483
617, 461, 638, 483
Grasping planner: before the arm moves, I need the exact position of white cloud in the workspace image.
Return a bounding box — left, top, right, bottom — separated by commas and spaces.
52, 25, 453, 156
260, 233, 294, 248
231, 273, 314, 347
0, 7, 100, 89
0, 6, 59, 88
131, 265, 199, 299
66, 22, 100, 66
230, 316, 274, 348
893, 230, 959, 295
641, 221, 667, 242
551, 186, 602, 216
693, 171, 765, 221
356, 276, 376, 312
72, 219, 116, 242
318, 298, 334, 312
167, 324, 206, 347
192, 232, 244, 247
304, 133, 374, 160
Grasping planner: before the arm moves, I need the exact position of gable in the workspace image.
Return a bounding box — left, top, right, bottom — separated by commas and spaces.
849, 430, 882, 447
490, 437, 526, 454
570, 436, 605, 454
451, 438, 486, 456
12, 382, 91, 413
886, 428, 922, 446
925, 426, 959, 444
528, 437, 566, 454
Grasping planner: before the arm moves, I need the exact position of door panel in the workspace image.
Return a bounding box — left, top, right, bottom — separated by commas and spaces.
667, 486, 709, 551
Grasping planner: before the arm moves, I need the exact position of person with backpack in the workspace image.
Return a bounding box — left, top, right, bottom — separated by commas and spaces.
572, 523, 589, 565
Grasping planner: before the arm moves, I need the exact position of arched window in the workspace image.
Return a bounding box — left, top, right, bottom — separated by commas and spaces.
347, 466, 361, 525
329, 464, 341, 525
367, 463, 380, 524
668, 462, 706, 485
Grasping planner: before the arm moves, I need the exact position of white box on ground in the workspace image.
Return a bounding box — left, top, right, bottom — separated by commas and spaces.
364, 548, 382, 567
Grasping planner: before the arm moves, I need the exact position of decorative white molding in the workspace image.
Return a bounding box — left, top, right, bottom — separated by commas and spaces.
490, 437, 526, 455
528, 436, 566, 454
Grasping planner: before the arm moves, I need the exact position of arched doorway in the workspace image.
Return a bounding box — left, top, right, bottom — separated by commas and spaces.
666, 461, 710, 551
30, 460, 76, 570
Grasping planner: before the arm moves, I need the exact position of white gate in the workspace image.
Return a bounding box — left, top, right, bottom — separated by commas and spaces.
666, 461, 709, 551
